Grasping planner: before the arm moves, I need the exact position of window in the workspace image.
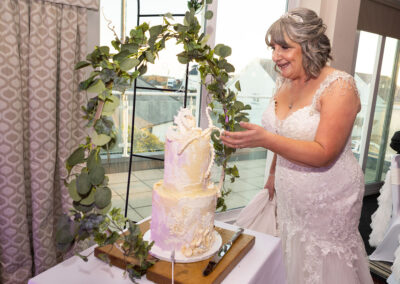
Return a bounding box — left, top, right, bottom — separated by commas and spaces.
353, 31, 400, 186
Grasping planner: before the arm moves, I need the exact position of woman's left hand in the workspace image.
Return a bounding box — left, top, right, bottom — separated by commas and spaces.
220, 122, 268, 149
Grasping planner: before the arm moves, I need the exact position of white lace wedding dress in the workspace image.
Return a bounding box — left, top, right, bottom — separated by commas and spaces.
261, 70, 373, 284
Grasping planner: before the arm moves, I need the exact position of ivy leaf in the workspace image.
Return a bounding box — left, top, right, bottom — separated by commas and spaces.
76, 172, 91, 196
94, 186, 112, 209
214, 44, 232, 58
87, 79, 106, 94
75, 61, 91, 70
120, 58, 140, 71
206, 0, 213, 3
205, 10, 213, 20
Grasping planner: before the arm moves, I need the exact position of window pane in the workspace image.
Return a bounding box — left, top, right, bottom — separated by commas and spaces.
365, 37, 398, 183
214, 0, 287, 210
353, 31, 380, 165
138, 0, 189, 15
382, 42, 400, 180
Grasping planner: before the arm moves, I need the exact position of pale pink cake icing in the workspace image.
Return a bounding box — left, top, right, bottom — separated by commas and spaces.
150, 108, 219, 257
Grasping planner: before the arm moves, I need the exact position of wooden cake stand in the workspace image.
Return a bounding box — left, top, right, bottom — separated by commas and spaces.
94, 219, 255, 284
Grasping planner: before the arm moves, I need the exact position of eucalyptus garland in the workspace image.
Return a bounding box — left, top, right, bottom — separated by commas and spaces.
56, 0, 250, 281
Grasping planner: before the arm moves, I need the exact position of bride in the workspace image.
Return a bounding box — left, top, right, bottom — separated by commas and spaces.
221, 8, 374, 284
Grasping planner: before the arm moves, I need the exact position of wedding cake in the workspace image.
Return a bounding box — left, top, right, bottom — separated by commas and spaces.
150, 108, 219, 257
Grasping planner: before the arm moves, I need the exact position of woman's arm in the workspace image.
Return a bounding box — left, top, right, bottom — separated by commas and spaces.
221, 78, 360, 167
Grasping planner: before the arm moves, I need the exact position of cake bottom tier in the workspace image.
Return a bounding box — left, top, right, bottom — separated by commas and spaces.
150, 181, 218, 257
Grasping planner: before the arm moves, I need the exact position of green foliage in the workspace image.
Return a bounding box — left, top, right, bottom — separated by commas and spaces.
57, 0, 250, 281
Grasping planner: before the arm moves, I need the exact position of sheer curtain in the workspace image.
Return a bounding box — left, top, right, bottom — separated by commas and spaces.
0, 0, 98, 283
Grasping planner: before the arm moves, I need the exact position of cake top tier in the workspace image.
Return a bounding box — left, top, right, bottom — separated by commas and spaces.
163, 108, 219, 191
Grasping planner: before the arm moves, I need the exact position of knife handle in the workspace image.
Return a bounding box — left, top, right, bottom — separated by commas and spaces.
229, 228, 244, 244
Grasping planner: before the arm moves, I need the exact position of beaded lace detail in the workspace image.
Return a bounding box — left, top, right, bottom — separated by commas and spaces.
261, 71, 370, 284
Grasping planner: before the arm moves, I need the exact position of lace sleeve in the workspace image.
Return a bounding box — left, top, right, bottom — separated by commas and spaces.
312, 71, 359, 112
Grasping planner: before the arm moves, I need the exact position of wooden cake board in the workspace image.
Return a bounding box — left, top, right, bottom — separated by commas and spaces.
94, 219, 255, 284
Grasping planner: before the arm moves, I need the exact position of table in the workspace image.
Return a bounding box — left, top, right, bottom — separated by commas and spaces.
28, 220, 287, 284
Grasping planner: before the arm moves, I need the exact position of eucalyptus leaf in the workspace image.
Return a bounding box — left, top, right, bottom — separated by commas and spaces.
235, 80, 241, 91
98, 46, 110, 55
77, 172, 91, 196
89, 166, 105, 186
121, 43, 139, 53
177, 54, 189, 64
75, 61, 90, 70
102, 96, 120, 116
99, 202, 112, 214
91, 132, 111, 146
87, 79, 106, 94
164, 12, 174, 19
68, 179, 81, 202
205, 11, 213, 20
138, 64, 147, 76
87, 150, 101, 171
145, 51, 155, 63
214, 44, 232, 58
149, 25, 163, 38
80, 189, 95, 205
113, 50, 131, 62
120, 58, 140, 71
66, 147, 85, 168
56, 226, 74, 245
73, 201, 95, 213
94, 186, 112, 209
94, 116, 114, 136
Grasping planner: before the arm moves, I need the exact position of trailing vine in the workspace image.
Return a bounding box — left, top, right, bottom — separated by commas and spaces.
56, 0, 250, 281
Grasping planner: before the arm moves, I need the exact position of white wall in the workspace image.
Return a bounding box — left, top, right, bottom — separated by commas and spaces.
287, 0, 361, 75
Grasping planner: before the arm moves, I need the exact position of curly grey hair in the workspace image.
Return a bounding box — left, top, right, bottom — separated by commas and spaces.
265, 8, 332, 80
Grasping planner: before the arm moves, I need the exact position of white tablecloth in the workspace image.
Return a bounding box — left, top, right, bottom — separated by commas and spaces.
28, 220, 287, 284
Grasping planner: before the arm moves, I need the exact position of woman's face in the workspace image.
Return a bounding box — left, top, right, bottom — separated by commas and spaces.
271, 34, 304, 80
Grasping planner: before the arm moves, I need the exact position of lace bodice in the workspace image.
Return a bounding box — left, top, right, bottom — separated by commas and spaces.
261, 70, 371, 284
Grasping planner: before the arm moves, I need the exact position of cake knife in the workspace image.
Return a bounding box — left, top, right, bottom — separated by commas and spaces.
202, 227, 244, 276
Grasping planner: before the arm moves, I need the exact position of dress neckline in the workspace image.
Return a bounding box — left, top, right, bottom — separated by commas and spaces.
273, 69, 340, 122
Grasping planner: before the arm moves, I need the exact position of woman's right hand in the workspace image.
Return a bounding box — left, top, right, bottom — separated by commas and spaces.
264, 174, 275, 201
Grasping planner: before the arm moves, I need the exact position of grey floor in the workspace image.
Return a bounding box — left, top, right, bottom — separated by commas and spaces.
107, 158, 267, 222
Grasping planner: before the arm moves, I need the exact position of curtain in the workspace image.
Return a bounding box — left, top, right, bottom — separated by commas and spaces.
0, 0, 98, 283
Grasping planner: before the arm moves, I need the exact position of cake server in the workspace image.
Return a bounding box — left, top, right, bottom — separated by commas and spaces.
202, 227, 244, 276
